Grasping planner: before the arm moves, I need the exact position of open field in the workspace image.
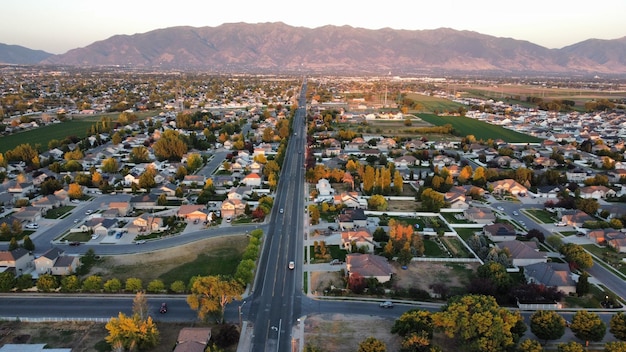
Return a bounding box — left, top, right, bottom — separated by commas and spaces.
403, 92, 465, 113
91, 235, 248, 287
417, 113, 542, 143
0, 110, 159, 153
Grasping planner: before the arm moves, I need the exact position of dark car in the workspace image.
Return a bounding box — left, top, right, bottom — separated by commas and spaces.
69, 241, 80, 246
160, 303, 167, 314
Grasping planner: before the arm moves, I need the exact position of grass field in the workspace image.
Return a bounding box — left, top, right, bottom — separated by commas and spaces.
404, 92, 465, 113
416, 113, 542, 143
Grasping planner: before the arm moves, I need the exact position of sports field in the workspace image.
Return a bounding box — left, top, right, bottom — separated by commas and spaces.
0, 119, 99, 153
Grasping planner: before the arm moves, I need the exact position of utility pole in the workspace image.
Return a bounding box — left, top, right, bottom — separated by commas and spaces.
238, 300, 246, 328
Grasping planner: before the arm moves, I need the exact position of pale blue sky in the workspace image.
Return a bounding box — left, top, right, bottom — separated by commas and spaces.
2, 0, 625, 54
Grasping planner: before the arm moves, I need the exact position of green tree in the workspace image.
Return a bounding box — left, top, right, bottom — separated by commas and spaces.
153, 130, 188, 161
476, 262, 513, 294
433, 294, 523, 352
36, 274, 58, 292
560, 243, 593, 269
138, 166, 157, 190
82, 275, 103, 292
21, 235, 34, 251
8, 237, 18, 251
60, 275, 81, 292
157, 194, 167, 206
101, 157, 119, 173
129, 146, 150, 163
0, 271, 16, 292
125, 278, 143, 293
529, 310, 565, 344
15, 274, 33, 290
420, 188, 445, 212
610, 312, 626, 341
186, 153, 203, 173
187, 275, 243, 323
234, 259, 255, 286
516, 338, 543, 352
147, 279, 165, 293
358, 336, 387, 352
557, 342, 584, 352
570, 310, 606, 347
103, 278, 122, 293
170, 280, 186, 293
576, 272, 590, 297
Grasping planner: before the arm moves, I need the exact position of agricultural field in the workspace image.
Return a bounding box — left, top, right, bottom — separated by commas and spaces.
403, 92, 465, 113
416, 113, 542, 143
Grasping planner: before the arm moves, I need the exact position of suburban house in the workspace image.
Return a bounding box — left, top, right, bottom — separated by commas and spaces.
483, 223, 517, 242
346, 253, 394, 283
337, 209, 368, 230
108, 202, 132, 217
333, 192, 366, 209
607, 232, 626, 253
524, 262, 576, 295
578, 185, 616, 199
0, 248, 34, 276
177, 205, 210, 222
31, 194, 67, 211
316, 178, 334, 197
131, 213, 167, 234
464, 207, 496, 224
173, 327, 212, 352
393, 155, 417, 169
130, 193, 159, 208
34, 247, 65, 275
221, 199, 247, 219
241, 173, 262, 187
11, 207, 43, 223
182, 175, 206, 186
51, 256, 81, 276
497, 240, 547, 267
93, 218, 119, 237
488, 179, 528, 196
560, 210, 595, 227
341, 228, 375, 253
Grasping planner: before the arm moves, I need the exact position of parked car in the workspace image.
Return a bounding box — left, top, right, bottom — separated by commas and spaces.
25, 223, 39, 229
555, 222, 567, 227
135, 240, 146, 244
69, 241, 80, 246
160, 303, 167, 314
379, 301, 394, 308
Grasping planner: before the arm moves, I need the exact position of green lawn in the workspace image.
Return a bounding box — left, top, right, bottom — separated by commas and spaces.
416, 113, 542, 143
44, 206, 75, 219
423, 239, 446, 257
454, 227, 480, 241
158, 248, 242, 286
404, 92, 466, 113
524, 209, 556, 224
441, 237, 473, 258
440, 212, 471, 224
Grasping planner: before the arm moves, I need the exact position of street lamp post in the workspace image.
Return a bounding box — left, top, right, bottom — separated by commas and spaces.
238, 300, 246, 328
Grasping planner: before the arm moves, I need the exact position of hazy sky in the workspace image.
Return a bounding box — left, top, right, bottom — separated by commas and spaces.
3, 0, 625, 54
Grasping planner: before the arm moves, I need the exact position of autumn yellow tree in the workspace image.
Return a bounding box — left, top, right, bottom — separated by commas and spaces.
68, 183, 83, 199
393, 170, 404, 194
105, 312, 159, 351
187, 275, 243, 323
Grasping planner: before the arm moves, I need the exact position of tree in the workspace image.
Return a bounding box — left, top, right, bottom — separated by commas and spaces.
11, 220, 22, 235
560, 243, 593, 270
530, 310, 565, 344
393, 170, 404, 194
610, 312, 626, 341
130, 146, 150, 163
557, 342, 584, 352
68, 183, 83, 199
60, 275, 81, 293
21, 235, 34, 251
391, 309, 433, 338
132, 291, 149, 321
15, 274, 33, 290
516, 339, 543, 352
153, 130, 188, 161
138, 166, 157, 190
358, 336, 386, 352
170, 280, 186, 294
433, 294, 523, 352
476, 262, 513, 294
186, 153, 203, 172
420, 188, 445, 212
605, 341, 626, 352
576, 272, 590, 297
368, 194, 388, 211
147, 279, 165, 293
8, 237, 18, 251
36, 274, 58, 292
157, 194, 167, 206
213, 324, 240, 348
125, 278, 143, 293
104, 278, 122, 293
0, 271, 16, 292
570, 310, 606, 347
105, 312, 160, 351
82, 275, 102, 292
101, 157, 119, 173
187, 275, 243, 323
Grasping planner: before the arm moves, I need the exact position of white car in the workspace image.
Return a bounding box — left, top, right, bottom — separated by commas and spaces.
379, 301, 394, 308
25, 223, 39, 229
288, 261, 295, 270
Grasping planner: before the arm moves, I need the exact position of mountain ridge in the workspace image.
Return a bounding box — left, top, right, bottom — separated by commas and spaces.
4, 23, 626, 75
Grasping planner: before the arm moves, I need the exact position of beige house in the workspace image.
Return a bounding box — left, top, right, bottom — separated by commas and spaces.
241, 173, 262, 187
221, 199, 247, 219
51, 256, 81, 276
173, 327, 212, 352
34, 247, 64, 275
341, 229, 375, 253
108, 202, 132, 216
132, 213, 167, 233
177, 205, 210, 222
488, 179, 528, 196
0, 248, 34, 276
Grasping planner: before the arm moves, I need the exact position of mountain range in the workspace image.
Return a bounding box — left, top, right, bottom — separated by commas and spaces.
3, 22, 626, 75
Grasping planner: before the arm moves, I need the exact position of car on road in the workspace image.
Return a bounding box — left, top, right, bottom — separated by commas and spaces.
379, 301, 394, 308
512, 211, 519, 216
135, 240, 147, 244
497, 206, 505, 211
74, 219, 79, 223
85, 210, 93, 215
279, 208, 284, 214
288, 261, 295, 270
